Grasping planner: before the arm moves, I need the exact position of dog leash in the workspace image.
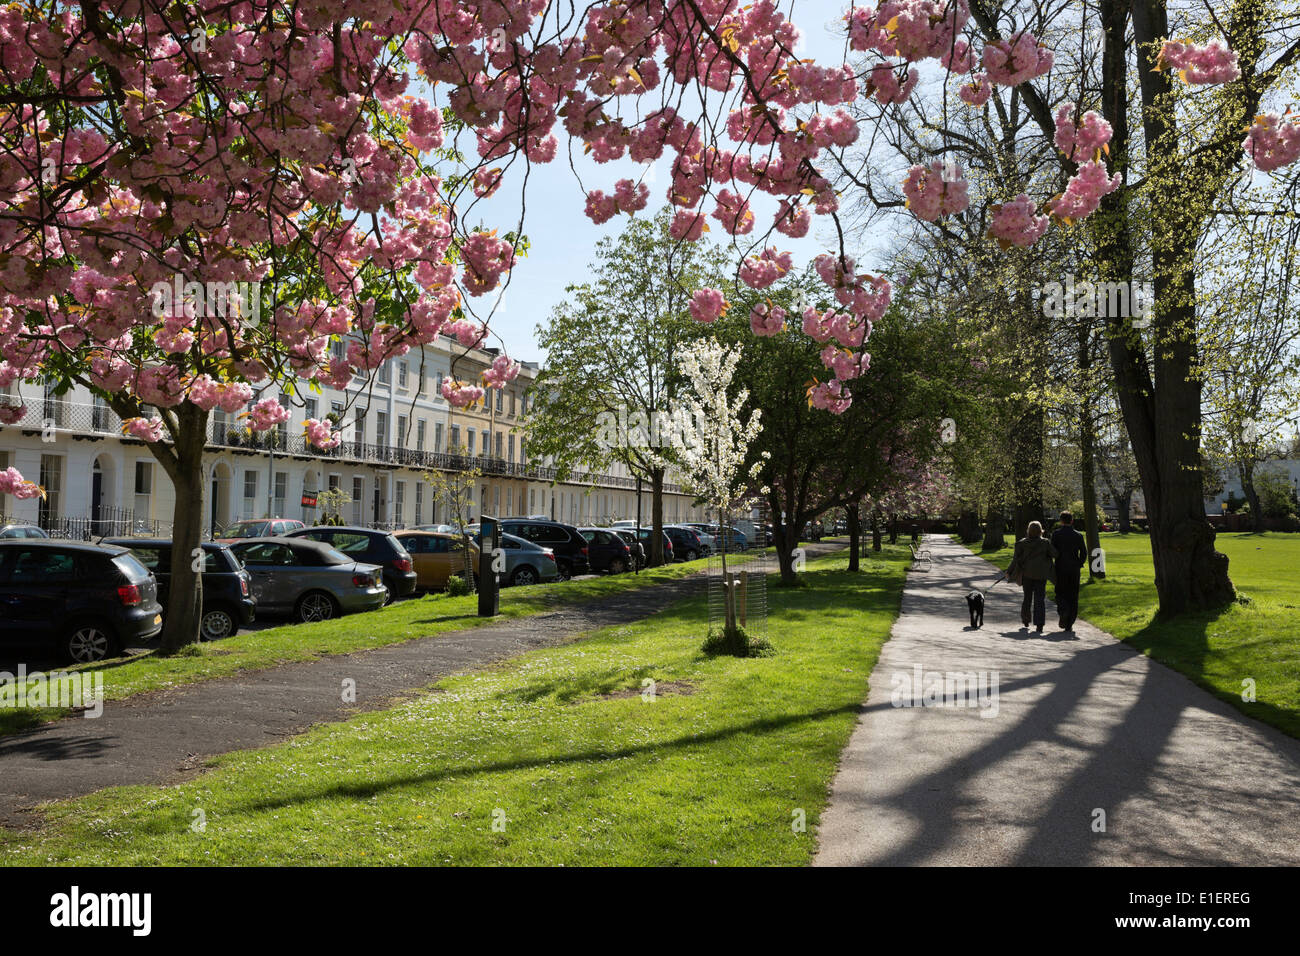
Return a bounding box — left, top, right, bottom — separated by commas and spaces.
987, 572, 1007, 591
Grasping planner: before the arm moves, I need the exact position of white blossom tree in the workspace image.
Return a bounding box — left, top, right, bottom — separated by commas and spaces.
656, 339, 767, 641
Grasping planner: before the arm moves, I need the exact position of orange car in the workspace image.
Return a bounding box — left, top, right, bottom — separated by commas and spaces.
393, 530, 479, 591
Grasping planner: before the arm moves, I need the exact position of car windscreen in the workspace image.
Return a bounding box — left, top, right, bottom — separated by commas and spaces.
225, 521, 269, 537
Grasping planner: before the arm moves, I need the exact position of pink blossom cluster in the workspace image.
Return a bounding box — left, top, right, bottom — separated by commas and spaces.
739, 248, 794, 290
982, 33, 1054, 86
807, 379, 852, 414
460, 231, 516, 296
584, 178, 650, 224
960, 75, 992, 107
1054, 106, 1113, 162
689, 288, 728, 324
441, 378, 485, 409
0, 466, 41, 499
1158, 39, 1240, 85
1242, 112, 1300, 172
849, 1, 971, 62
0, 403, 24, 425
482, 354, 521, 388
820, 345, 871, 381
988, 194, 1050, 248
304, 418, 341, 450
247, 397, 290, 433
814, 254, 892, 324
123, 416, 166, 442
902, 162, 970, 221
1048, 160, 1121, 221
749, 303, 786, 337
867, 65, 919, 106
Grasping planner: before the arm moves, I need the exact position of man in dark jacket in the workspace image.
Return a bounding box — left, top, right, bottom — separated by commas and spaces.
1051, 511, 1088, 630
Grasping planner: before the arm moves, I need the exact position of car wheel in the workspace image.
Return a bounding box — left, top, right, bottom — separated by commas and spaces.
556, 560, 573, 581
200, 607, 236, 641
64, 623, 117, 664
685, 549, 698, 562
511, 565, 538, 586
296, 591, 339, 623
609, 557, 627, 574
381, 575, 398, 605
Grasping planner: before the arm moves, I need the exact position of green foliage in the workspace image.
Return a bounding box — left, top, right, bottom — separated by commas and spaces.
1255, 466, 1297, 519
445, 575, 471, 597
701, 623, 775, 658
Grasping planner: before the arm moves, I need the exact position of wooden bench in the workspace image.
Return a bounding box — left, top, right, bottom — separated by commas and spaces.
909, 542, 932, 571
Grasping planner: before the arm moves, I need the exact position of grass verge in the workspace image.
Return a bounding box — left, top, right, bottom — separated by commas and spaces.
958, 531, 1300, 739
0, 555, 740, 736
0, 546, 907, 866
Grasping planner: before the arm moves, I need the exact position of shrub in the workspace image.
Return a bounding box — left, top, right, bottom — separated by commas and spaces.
701, 624, 774, 658
446, 575, 471, 597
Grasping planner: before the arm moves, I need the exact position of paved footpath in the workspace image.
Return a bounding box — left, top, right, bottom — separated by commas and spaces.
815, 535, 1300, 866
0, 543, 844, 827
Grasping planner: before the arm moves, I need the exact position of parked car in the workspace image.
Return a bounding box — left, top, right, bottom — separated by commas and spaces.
0, 524, 48, 539
102, 538, 255, 641
499, 518, 590, 579
215, 518, 306, 543
0, 540, 163, 663
663, 525, 706, 561
285, 526, 416, 602
470, 531, 559, 586
228, 537, 387, 622
578, 527, 634, 574
707, 525, 749, 551
634, 527, 674, 564
613, 528, 647, 570
393, 530, 480, 591
410, 523, 455, 534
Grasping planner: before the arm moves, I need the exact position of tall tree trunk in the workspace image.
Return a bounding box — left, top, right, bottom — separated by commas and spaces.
1111, 0, 1234, 612
1079, 404, 1103, 579
871, 505, 883, 551
846, 502, 861, 572
1237, 459, 1261, 531
649, 467, 665, 566
1012, 402, 1044, 539
888, 511, 898, 544
982, 502, 1006, 551
156, 402, 208, 653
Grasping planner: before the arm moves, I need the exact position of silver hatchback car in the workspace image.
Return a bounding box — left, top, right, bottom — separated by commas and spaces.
228, 537, 387, 623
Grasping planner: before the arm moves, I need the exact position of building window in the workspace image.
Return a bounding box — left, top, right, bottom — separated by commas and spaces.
242, 470, 258, 517
509, 391, 516, 416
376, 411, 388, 451
434, 422, 444, 453
304, 398, 318, 422
495, 389, 503, 412
39, 454, 63, 524
508, 435, 515, 462
275, 392, 290, 446
467, 429, 476, 456
397, 415, 408, 449
416, 419, 426, 452
450, 425, 460, 451
273, 471, 287, 516
378, 362, 392, 385
436, 372, 445, 397
494, 432, 503, 459
133, 460, 152, 518
519, 439, 526, 463
351, 476, 364, 525
415, 483, 424, 525
394, 480, 405, 526
398, 362, 409, 389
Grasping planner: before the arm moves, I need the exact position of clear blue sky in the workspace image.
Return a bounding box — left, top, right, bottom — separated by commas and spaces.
457, 4, 880, 364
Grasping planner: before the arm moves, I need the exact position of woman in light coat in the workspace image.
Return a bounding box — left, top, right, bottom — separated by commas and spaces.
1008, 520, 1058, 633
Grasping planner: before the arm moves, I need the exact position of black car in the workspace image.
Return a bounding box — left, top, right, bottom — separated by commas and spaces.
285, 526, 416, 602
613, 528, 647, 570
634, 527, 675, 564
0, 540, 163, 663
103, 538, 255, 641
663, 526, 705, 561
500, 519, 590, 579
577, 527, 633, 574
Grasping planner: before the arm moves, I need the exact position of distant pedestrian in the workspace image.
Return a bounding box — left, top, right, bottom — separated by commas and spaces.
910, 523, 920, 547
1008, 521, 1058, 633
1050, 510, 1088, 631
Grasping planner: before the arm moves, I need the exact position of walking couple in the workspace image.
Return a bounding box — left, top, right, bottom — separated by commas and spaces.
1005, 511, 1088, 633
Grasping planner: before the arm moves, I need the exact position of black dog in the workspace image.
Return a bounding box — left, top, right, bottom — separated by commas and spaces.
966, 590, 985, 629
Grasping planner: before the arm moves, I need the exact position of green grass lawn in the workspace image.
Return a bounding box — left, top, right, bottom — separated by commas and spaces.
0, 555, 746, 736
961, 532, 1300, 739
0, 547, 907, 866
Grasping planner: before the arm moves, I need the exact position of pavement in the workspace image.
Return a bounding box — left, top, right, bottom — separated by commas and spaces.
815, 535, 1300, 866
0, 542, 845, 828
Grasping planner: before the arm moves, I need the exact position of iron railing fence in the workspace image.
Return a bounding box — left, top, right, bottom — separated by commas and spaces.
0, 505, 170, 541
